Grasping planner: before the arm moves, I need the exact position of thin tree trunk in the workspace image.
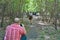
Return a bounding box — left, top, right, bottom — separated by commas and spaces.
54, 0, 58, 30
1, 4, 6, 27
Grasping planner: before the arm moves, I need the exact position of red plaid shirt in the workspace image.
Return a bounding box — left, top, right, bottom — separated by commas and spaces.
4, 23, 26, 40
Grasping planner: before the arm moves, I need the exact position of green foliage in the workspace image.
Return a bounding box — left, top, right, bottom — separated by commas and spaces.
0, 0, 60, 15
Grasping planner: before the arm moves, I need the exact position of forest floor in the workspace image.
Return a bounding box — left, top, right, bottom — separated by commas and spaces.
0, 18, 60, 40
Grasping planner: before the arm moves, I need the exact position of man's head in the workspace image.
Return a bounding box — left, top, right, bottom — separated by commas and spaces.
14, 18, 20, 24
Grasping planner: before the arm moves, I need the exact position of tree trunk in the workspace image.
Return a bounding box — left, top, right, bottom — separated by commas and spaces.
1, 4, 6, 27
54, 0, 58, 30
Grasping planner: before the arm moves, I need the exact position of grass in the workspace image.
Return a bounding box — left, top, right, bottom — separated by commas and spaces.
0, 28, 5, 40
37, 26, 60, 40
0, 26, 60, 40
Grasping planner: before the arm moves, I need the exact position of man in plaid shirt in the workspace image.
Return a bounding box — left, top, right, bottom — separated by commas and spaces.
4, 18, 26, 40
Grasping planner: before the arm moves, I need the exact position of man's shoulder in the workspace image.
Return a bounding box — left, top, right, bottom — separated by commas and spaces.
6, 24, 15, 29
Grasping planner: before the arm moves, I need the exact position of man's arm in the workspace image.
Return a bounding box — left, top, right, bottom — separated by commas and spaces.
19, 26, 26, 35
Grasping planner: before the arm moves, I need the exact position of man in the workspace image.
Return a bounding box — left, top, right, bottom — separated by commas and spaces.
4, 18, 26, 40
28, 13, 33, 24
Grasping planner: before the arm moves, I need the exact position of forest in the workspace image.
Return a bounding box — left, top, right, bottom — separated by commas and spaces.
0, 0, 60, 40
